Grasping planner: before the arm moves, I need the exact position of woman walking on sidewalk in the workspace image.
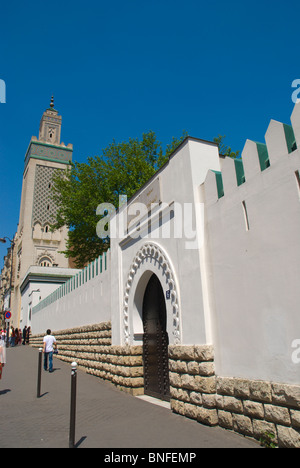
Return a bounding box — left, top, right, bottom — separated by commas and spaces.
0, 333, 6, 380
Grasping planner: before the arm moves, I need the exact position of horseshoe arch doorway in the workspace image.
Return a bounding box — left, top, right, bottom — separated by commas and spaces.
142, 273, 170, 402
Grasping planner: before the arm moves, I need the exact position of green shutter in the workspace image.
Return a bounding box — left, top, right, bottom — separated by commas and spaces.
283, 124, 297, 153
234, 158, 246, 186
256, 142, 270, 171
212, 171, 224, 198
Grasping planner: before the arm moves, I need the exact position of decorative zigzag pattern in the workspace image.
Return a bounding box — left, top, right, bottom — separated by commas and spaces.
205, 102, 300, 203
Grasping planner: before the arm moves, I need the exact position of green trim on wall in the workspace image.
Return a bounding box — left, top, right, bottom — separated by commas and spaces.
27, 154, 71, 165
234, 159, 246, 186
32, 251, 110, 315
256, 142, 270, 171
24, 140, 73, 171
283, 124, 297, 153
212, 170, 224, 199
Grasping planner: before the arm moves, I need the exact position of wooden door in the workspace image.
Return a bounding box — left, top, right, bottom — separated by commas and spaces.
143, 274, 170, 401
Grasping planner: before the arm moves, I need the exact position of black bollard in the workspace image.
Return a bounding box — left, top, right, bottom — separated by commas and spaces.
69, 362, 77, 449
37, 348, 43, 398
6, 322, 10, 348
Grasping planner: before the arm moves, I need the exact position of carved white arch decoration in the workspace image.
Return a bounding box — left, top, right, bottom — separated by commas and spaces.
123, 242, 181, 345
36, 250, 55, 266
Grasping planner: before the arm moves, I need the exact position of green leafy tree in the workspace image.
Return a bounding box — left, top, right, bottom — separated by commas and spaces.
213, 135, 240, 158
51, 131, 187, 267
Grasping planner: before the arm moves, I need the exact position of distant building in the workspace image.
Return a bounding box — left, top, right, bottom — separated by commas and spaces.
20, 266, 80, 328
0, 235, 17, 327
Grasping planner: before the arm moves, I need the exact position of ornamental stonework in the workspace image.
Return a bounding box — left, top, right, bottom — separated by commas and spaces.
32, 165, 62, 226
123, 243, 181, 346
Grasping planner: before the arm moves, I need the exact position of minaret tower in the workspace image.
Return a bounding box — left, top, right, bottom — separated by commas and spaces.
39, 96, 62, 145
11, 98, 73, 326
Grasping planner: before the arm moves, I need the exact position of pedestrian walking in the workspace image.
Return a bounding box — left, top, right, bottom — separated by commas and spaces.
1, 330, 5, 345
2, 329, 7, 345
10, 327, 15, 347
18, 329, 22, 346
43, 329, 57, 373
26, 327, 31, 345
22, 326, 27, 345
0, 334, 6, 380
15, 328, 19, 346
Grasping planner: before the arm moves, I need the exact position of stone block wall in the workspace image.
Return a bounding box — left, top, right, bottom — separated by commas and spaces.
30, 322, 144, 396
30, 330, 300, 447
217, 377, 300, 448
168, 345, 300, 448
169, 345, 218, 426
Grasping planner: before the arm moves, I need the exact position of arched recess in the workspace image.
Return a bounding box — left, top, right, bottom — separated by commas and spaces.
36, 250, 55, 267
123, 242, 181, 346
39, 256, 53, 267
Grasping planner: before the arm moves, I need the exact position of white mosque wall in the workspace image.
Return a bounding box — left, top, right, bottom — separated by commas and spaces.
204, 103, 300, 385
31, 252, 111, 334
32, 103, 300, 388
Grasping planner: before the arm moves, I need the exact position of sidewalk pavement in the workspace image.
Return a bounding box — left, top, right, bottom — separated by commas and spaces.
0, 345, 260, 449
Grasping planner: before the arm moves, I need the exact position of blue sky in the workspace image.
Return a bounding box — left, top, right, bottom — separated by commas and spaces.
0, 0, 299, 265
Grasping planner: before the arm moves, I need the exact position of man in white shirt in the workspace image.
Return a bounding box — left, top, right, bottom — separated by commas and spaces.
43, 329, 57, 373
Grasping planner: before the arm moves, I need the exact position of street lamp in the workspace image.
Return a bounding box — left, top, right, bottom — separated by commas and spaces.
0, 237, 14, 244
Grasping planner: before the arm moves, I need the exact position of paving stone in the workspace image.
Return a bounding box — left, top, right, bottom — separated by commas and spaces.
0, 346, 259, 449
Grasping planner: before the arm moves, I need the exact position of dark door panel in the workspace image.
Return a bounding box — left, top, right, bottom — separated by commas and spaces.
143, 274, 170, 402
